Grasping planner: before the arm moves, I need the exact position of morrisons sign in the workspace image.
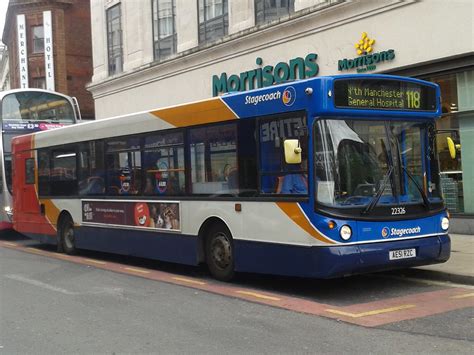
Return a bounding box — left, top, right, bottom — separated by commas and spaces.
212, 54, 319, 96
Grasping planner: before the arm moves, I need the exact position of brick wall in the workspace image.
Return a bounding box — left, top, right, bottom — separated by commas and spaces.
4, 0, 94, 119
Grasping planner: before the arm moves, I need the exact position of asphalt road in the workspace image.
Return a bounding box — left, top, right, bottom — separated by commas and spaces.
0, 235, 473, 354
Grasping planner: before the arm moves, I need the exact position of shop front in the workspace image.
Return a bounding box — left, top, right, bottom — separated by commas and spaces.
425, 69, 474, 233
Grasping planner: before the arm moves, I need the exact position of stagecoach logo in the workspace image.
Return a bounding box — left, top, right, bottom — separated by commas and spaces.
244, 86, 296, 107
282, 86, 296, 106
338, 32, 396, 73
382, 226, 422, 238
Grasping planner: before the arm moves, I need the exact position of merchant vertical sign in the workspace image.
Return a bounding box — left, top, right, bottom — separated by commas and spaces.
16, 14, 28, 88
43, 11, 55, 91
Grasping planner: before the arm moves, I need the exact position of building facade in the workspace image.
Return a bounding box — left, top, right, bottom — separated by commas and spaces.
0, 44, 10, 91
88, 0, 473, 231
2, 0, 94, 119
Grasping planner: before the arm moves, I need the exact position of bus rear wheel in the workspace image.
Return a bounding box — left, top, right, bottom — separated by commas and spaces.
60, 216, 76, 255
205, 224, 235, 281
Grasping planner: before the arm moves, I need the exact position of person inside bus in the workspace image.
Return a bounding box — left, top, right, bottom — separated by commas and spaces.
278, 158, 308, 194
144, 176, 156, 195
279, 173, 308, 194
118, 171, 137, 195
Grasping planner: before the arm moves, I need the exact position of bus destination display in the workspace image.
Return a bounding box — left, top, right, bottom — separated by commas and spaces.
334, 79, 437, 111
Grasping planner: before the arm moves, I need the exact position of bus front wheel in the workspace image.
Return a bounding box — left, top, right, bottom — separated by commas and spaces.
59, 216, 76, 255
205, 224, 235, 281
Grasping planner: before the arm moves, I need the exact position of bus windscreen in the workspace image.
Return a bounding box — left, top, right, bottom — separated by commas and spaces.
1, 91, 76, 124
333, 79, 437, 112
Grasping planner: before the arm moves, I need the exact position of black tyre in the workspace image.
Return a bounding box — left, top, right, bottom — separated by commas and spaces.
205, 224, 235, 281
59, 216, 76, 255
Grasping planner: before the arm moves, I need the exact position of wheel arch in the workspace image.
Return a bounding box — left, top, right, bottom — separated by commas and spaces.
196, 216, 232, 264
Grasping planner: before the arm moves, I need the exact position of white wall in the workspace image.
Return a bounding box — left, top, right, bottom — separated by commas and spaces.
88, 0, 474, 119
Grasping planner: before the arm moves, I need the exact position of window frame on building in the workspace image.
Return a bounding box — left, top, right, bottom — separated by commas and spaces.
198, 0, 229, 44
255, 0, 295, 25
106, 3, 123, 76
32, 25, 44, 53
31, 77, 46, 89
152, 0, 177, 61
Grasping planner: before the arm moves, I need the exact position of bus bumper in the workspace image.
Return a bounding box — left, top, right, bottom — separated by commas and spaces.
0, 221, 13, 230
234, 234, 451, 279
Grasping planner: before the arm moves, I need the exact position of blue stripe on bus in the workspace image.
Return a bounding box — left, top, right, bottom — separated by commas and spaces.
233, 234, 450, 278
23, 229, 449, 279
74, 227, 198, 265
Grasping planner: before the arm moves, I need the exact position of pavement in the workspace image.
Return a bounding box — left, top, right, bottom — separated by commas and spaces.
409, 233, 474, 285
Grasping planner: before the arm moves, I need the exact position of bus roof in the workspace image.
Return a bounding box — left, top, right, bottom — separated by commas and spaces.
0, 88, 74, 101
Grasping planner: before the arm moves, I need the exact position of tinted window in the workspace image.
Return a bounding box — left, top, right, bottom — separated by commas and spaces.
38, 149, 51, 195
78, 141, 105, 196
25, 158, 35, 184
189, 123, 237, 195
237, 120, 258, 196
1, 92, 75, 124
259, 112, 308, 195
106, 137, 141, 195
144, 131, 185, 196
50, 147, 77, 195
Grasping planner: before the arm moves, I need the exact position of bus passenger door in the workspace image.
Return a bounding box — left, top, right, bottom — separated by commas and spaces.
16, 151, 40, 222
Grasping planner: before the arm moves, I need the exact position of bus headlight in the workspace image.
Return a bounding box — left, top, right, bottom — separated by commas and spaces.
4, 206, 13, 218
340, 225, 352, 241
441, 217, 449, 231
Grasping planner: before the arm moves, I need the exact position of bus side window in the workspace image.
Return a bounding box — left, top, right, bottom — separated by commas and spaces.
143, 131, 185, 196
106, 138, 141, 195
189, 123, 238, 195
78, 141, 105, 196
25, 158, 35, 184
38, 149, 51, 195
259, 113, 308, 195
50, 147, 78, 196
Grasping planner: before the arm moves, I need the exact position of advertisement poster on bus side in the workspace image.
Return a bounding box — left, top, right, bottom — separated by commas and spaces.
82, 200, 180, 232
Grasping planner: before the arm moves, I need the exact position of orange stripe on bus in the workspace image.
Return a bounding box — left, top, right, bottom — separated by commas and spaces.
39, 199, 61, 232
276, 202, 336, 244
150, 98, 237, 127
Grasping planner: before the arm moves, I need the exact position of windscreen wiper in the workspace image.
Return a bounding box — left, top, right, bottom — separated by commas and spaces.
362, 166, 394, 215
401, 165, 430, 209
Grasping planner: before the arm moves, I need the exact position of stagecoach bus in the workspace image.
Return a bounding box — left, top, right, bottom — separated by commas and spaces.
1, 89, 80, 230
12, 75, 450, 280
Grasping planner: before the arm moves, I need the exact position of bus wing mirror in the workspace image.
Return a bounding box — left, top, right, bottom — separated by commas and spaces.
447, 137, 461, 159
284, 139, 302, 164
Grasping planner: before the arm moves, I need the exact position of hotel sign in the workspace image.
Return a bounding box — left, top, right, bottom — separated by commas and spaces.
16, 14, 28, 88
43, 11, 55, 91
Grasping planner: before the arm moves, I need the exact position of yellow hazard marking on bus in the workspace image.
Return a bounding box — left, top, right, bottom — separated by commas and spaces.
236, 290, 281, 301
276, 202, 336, 244
172, 277, 207, 285
151, 98, 237, 127
450, 293, 474, 299
124, 267, 151, 274
39, 199, 61, 232
85, 259, 107, 265
4, 242, 18, 247
325, 304, 416, 318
